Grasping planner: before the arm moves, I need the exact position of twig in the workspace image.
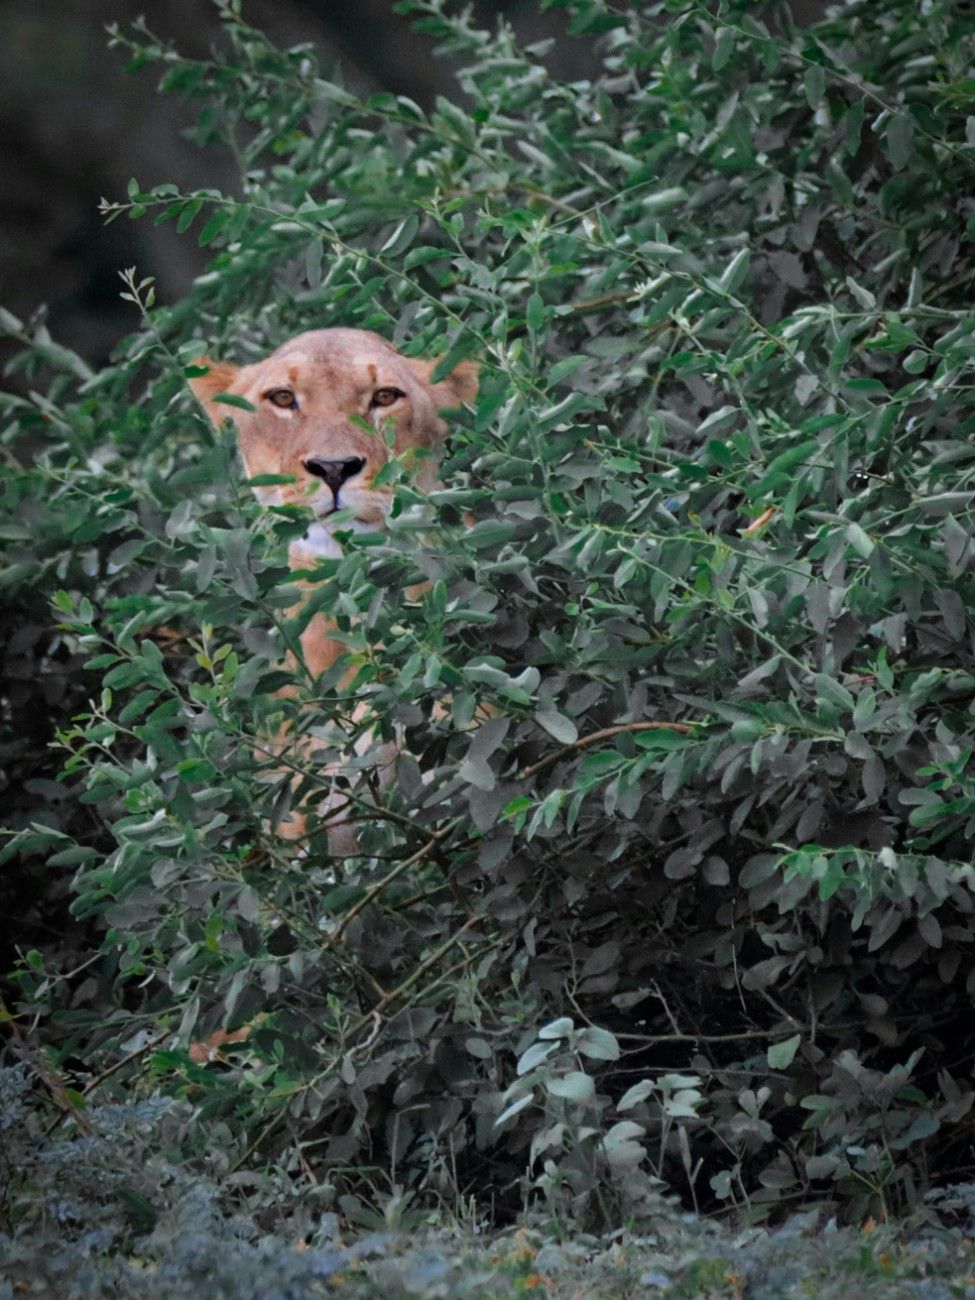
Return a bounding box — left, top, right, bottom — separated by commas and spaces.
613, 1021, 862, 1045
402, 938, 505, 1010
1, 995, 93, 1134
232, 917, 492, 1170
331, 819, 460, 943
519, 720, 696, 781
651, 979, 684, 1038
568, 290, 640, 313
81, 1029, 171, 1096
357, 915, 481, 1022
615, 1028, 790, 1044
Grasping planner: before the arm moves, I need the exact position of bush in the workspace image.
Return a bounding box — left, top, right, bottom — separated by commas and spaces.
3, 0, 975, 1227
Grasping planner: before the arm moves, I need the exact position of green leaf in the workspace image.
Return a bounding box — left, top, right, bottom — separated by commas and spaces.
577, 1026, 620, 1061
517, 1041, 557, 1075
458, 755, 496, 792
718, 248, 750, 294
212, 393, 255, 411
845, 522, 874, 558
176, 197, 204, 233
119, 689, 161, 723
46, 846, 98, 868
844, 99, 866, 155
0, 307, 24, 334
548, 355, 588, 385
885, 112, 915, 170
403, 245, 451, 270
526, 291, 545, 334
546, 1071, 596, 1102
804, 64, 826, 110
535, 709, 578, 744
494, 1093, 535, 1127
246, 473, 297, 486
632, 729, 689, 751
538, 1017, 574, 1040
845, 275, 876, 310
380, 213, 420, 258
768, 1034, 801, 1070
813, 673, 855, 710
536, 392, 602, 432
617, 1080, 654, 1110
237, 887, 261, 922
712, 26, 735, 71
430, 332, 479, 384
197, 211, 229, 247
755, 439, 817, 493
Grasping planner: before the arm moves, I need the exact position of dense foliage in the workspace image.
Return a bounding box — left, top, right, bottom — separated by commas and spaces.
3, 0, 975, 1234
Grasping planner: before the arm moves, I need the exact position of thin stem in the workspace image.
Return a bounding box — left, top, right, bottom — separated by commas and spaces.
331, 819, 460, 943
81, 1030, 171, 1096
519, 720, 696, 782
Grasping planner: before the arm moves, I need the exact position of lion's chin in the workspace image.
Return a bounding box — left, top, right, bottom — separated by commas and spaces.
296, 522, 344, 560
296, 513, 384, 560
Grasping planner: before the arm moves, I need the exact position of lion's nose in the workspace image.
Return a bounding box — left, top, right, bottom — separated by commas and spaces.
303, 456, 366, 499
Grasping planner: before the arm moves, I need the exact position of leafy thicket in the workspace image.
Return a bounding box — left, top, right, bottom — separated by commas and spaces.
3, 0, 975, 1229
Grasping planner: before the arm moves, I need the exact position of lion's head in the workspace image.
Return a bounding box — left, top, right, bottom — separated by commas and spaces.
190, 328, 477, 548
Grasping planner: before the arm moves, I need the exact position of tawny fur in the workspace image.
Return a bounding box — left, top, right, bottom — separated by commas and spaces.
190, 328, 478, 850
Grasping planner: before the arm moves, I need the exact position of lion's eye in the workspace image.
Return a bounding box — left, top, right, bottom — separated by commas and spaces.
265, 388, 298, 410
370, 387, 405, 409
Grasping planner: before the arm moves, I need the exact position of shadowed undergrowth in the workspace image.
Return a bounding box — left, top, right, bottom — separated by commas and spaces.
3, 0, 975, 1259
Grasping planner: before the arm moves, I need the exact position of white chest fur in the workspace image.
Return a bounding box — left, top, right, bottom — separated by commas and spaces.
296, 522, 344, 560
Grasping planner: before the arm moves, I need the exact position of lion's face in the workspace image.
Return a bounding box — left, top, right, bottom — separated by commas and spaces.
190, 328, 477, 544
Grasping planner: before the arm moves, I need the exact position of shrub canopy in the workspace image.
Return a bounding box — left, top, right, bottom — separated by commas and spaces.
3, 0, 975, 1226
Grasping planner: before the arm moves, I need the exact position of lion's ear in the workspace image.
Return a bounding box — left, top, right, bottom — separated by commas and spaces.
407, 357, 479, 410
188, 358, 244, 426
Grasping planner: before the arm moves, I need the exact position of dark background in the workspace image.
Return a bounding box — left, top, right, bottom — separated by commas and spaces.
1, 1, 831, 373
0, 0, 597, 369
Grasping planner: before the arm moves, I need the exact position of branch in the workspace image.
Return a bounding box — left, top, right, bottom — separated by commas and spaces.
331, 817, 461, 943
616, 1028, 790, 1044
519, 720, 696, 781
568, 289, 639, 313
614, 1021, 862, 1045
232, 917, 492, 1170
81, 1029, 171, 1096
1, 995, 93, 1133
354, 915, 482, 1023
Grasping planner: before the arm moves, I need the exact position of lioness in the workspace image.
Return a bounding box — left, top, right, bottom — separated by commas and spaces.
190, 328, 478, 848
